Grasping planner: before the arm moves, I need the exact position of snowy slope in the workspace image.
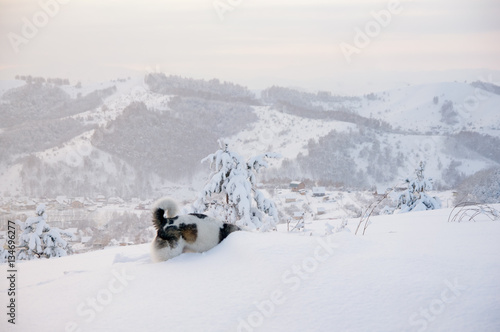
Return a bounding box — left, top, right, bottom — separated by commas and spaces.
228, 106, 356, 163
354, 82, 500, 135
312, 81, 500, 135
0, 80, 24, 98
0, 77, 177, 198
68, 77, 173, 128
2, 207, 499, 332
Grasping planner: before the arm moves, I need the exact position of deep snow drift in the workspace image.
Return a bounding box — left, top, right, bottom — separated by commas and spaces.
2, 207, 500, 332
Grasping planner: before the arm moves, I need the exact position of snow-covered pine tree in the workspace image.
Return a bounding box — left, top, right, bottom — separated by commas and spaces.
193, 141, 280, 231
17, 204, 73, 260
397, 161, 441, 213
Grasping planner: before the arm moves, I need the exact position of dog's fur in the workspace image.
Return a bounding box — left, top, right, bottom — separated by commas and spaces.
150, 197, 241, 262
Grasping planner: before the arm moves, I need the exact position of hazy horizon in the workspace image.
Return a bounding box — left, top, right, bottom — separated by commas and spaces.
1, 0, 499, 93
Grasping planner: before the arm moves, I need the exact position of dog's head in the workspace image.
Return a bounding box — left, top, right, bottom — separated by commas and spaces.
157, 224, 181, 243
157, 220, 199, 245
219, 223, 241, 242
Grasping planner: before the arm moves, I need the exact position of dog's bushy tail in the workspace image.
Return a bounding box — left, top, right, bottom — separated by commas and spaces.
152, 197, 179, 230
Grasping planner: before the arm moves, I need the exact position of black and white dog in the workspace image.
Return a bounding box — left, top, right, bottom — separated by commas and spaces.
150, 197, 241, 262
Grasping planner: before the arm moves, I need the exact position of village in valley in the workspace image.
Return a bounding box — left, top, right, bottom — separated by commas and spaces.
0, 194, 156, 254
0, 177, 455, 256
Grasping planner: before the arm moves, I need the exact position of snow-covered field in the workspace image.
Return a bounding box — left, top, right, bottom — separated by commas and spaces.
2, 206, 499, 332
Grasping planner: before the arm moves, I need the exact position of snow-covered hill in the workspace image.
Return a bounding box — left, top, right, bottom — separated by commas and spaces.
307, 81, 500, 135
0, 76, 499, 199
2, 207, 499, 332
228, 106, 357, 163
354, 82, 500, 135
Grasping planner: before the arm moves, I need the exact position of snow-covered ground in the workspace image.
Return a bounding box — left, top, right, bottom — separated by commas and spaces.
2, 206, 499, 332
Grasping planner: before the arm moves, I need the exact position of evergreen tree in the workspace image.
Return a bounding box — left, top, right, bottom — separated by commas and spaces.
193, 141, 280, 230
17, 204, 73, 260
397, 161, 441, 213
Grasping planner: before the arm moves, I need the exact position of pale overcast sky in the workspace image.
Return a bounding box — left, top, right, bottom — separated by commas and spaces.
1, 0, 499, 92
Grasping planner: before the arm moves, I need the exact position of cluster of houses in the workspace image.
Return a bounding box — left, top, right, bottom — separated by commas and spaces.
289, 181, 327, 196
0, 195, 156, 254
285, 181, 332, 221
0, 195, 153, 214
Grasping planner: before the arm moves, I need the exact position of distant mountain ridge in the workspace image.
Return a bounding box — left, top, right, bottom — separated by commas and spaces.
0, 75, 499, 199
